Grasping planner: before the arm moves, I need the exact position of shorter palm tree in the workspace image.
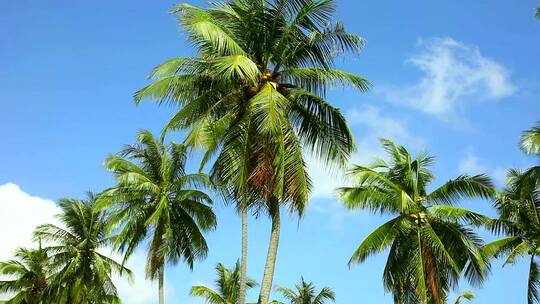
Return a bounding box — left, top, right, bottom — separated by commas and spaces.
272, 278, 335, 304
33, 194, 132, 304
102, 130, 217, 304
483, 169, 540, 304
338, 139, 494, 304
0, 246, 49, 303
190, 261, 257, 304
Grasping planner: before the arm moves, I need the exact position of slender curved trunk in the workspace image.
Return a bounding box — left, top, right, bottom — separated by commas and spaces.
159, 265, 165, 304
528, 254, 537, 304
238, 207, 248, 304
258, 201, 280, 304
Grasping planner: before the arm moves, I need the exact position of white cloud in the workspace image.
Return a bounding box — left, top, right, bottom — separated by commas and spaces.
0, 183, 158, 304
307, 105, 425, 200
110, 249, 160, 304
0, 183, 61, 261
492, 167, 508, 187
458, 153, 486, 175
385, 37, 515, 121
347, 105, 426, 151
458, 154, 508, 187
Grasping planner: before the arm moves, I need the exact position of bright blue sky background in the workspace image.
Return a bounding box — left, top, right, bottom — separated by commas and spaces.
1, 0, 540, 303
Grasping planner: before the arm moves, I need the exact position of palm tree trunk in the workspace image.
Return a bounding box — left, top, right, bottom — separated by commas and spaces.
258, 201, 280, 304
159, 265, 165, 304
238, 207, 248, 304
528, 254, 538, 304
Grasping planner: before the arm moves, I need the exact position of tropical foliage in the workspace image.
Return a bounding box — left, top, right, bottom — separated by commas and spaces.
0, 247, 49, 304
482, 123, 540, 304
33, 195, 132, 304
482, 169, 540, 304
273, 278, 335, 304
190, 261, 257, 304
338, 139, 494, 304
453, 290, 475, 304
101, 130, 216, 304
520, 123, 540, 182
2, 1, 540, 303
134, 0, 369, 303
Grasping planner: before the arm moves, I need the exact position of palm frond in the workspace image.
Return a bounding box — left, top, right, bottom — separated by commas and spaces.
428, 175, 495, 206
521, 122, 540, 155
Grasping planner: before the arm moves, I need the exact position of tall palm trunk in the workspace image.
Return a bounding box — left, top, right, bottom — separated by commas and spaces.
238, 207, 248, 304
159, 265, 165, 304
528, 254, 538, 304
258, 201, 280, 304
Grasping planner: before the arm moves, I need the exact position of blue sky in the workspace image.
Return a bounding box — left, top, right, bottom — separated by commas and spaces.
1, 0, 539, 303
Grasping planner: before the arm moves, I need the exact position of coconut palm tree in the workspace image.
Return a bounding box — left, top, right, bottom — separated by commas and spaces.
337, 139, 494, 304
190, 261, 257, 304
536, 5, 540, 19
273, 278, 335, 304
134, 1, 368, 303
483, 169, 540, 304
33, 194, 131, 304
102, 130, 217, 304
0, 247, 49, 304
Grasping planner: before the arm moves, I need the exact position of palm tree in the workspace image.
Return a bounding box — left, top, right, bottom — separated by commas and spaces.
33, 194, 131, 304
338, 139, 494, 304
453, 290, 475, 304
483, 169, 540, 304
102, 130, 217, 304
536, 5, 540, 19
134, 1, 369, 303
0, 247, 49, 304
273, 278, 335, 304
190, 261, 257, 304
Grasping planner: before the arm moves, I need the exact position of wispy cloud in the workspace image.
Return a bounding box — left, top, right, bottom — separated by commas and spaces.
307, 105, 425, 200
458, 153, 486, 175
384, 37, 515, 122
458, 153, 508, 187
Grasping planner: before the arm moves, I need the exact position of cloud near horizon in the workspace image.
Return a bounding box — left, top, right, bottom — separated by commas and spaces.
384, 37, 516, 121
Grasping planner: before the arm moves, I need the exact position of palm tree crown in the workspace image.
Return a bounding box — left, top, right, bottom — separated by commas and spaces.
134, 1, 368, 303
190, 261, 257, 304
273, 278, 335, 304
134, 0, 370, 223
0, 247, 49, 304
33, 195, 131, 304
483, 169, 540, 304
102, 130, 217, 304
338, 139, 494, 304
